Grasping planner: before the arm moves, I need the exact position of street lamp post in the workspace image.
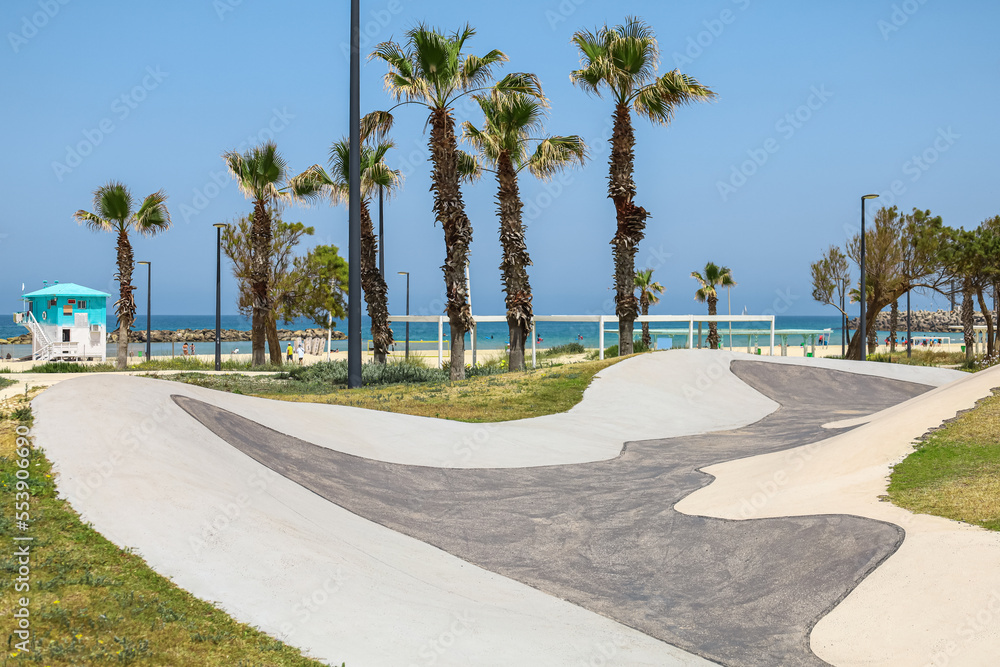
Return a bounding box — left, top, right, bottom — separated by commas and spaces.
379, 185, 385, 280
137, 261, 151, 361
398, 271, 409, 359
860, 194, 879, 361
214, 223, 228, 371
841, 290, 847, 357
347, 0, 362, 388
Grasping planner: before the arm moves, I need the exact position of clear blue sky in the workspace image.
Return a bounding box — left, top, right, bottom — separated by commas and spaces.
3, 0, 998, 320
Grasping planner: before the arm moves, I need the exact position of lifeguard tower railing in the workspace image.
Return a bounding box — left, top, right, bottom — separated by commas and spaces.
388, 314, 777, 369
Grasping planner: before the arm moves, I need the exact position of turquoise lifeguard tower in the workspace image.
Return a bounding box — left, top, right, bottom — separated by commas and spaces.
14, 281, 110, 361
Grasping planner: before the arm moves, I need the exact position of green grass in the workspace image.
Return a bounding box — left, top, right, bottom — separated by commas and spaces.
0, 377, 13, 390
887, 390, 1000, 531
163, 357, 624, 422
0, 394, 334, 666
866, 350, 968, 367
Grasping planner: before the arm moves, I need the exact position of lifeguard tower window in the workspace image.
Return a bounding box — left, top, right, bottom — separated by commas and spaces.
62, 329, 71, 342
77, 300, 87, 309
63, 304, 72, 316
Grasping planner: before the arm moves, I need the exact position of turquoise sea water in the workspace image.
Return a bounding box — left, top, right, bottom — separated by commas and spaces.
0, 314, 966, 360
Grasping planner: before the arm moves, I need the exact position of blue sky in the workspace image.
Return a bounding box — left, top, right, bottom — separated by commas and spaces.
3, 0, 998, 320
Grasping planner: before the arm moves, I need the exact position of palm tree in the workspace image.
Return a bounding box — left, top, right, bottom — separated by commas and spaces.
288, 121, 402, 364
634, 268, 664, 348
571, 17, 715, 356
691, 262, 735, 350
222, 141, 290, 366
74, 181, 170, 369
371, 23, 542, 380
462, 90, 588, 371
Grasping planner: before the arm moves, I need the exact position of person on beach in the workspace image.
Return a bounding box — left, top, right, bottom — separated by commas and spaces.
182, 342, 188, 357
296, 343, 305, 365
191, 343, 196, 357
286, 343, 293, 362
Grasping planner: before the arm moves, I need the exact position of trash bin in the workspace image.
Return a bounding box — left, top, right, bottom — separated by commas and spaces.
806, 352, 813, 358
755, 348, 761, 355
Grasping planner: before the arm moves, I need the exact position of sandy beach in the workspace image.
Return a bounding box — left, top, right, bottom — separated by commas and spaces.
0, 340, 979, 373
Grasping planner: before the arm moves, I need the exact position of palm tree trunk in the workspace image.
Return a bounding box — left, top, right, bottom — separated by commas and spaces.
114, 229, 136, 370
609, 104, 649, 357
640, 295, 651, 348
707, 295, 719, 349
976, 286, 993, 358
496, 153, 532, 372
429, 107, 473, 380
250, 199, 271, 367
889, 300, 898, 353
962, 277, 974, 361
361, 200, 393, 364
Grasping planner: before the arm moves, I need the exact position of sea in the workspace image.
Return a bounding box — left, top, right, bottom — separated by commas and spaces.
0, 314, 964, 361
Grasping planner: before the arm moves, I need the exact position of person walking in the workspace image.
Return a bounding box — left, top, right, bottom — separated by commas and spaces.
182, 342, 189, 357
296, 343, 305, 366
286, 343, 293, 363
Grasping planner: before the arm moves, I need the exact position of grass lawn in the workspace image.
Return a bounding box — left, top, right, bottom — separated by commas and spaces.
888, 390, 1000, 531
0, 392, 333, 666
164, 357, 625, 422
0, 377, 14, 390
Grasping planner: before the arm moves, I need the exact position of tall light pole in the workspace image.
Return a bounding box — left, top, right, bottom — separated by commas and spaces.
398, 271, 409, 359
137, 261, 151, 361
347, 0, 362, 388
214, 223, 228, 371
860, 194, 879, 361
379, 185, 385, 280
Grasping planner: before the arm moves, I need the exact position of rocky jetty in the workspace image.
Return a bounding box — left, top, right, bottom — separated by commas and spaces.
848, 309, 994, 332
0, 328, 346, 344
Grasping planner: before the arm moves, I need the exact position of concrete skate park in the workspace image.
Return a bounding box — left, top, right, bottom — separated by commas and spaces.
29, 351, 1000, 666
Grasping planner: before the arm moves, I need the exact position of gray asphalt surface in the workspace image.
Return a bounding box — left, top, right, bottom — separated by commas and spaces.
174, 361, 931, 666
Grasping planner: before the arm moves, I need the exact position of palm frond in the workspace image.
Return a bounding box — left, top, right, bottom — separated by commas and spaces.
73, 210, 116, 233
360, 110, 395, 142
526, 135, 589, 180
457, 150, 483, 184
132, 190, 171, 236
632, 69, 717, 124
93, 181, 133, 223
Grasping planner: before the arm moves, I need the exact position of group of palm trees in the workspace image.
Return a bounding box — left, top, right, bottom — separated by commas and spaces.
75, 17, 721, 376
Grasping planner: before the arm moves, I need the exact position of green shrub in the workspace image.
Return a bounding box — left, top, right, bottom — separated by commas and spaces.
540, 342, 585, 358
0, 377, 14, 390
27, 362, 116, 373
598, 338, 651, 359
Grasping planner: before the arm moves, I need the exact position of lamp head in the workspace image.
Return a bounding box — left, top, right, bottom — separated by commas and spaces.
398, 271, 408, 276
137, 261, 150, 266
213, 223, 228, 228
862, 194, 879, 200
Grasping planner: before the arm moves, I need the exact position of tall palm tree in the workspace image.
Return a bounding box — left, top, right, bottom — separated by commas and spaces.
288, 123, 402, 364
463, 90, 588, 371
74, 181, 170, 369
571, 17, 715, 356
691, 262, 735, 350
634, 268, 664, 348
222, 141, 290, 366
371, 23, 542, 380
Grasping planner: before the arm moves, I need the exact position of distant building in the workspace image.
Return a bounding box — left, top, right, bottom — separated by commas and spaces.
14, 281, 110, 361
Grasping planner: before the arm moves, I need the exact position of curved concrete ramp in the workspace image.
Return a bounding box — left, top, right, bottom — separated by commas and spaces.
29, 353, 977, 666
172, 361, 929, 666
